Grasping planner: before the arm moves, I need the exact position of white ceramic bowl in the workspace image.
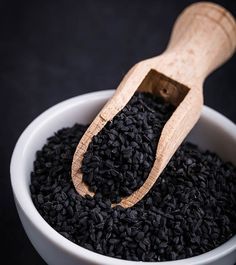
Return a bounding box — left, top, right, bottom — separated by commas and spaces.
10, 90, 236, 265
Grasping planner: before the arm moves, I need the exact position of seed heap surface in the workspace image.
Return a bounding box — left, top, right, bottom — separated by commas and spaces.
30, 123, 236, 262
82, 92, 175, 203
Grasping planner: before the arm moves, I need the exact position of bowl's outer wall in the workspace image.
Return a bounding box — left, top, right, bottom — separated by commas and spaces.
11, 91, 236, 265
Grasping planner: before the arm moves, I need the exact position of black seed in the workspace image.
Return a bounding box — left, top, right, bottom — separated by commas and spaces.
56, 204, 63, 212
54, 186, 62, 193
67, 206, 74, 217
135, 232, 145, 241
30, 101, 236, 262
109, 238, 120, 244
37, 194, 44, 204
81, 93, 175, 203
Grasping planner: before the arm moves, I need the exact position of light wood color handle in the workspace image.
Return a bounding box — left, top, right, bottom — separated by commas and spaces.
72, 2, 236, 208
149, 2, 236, 89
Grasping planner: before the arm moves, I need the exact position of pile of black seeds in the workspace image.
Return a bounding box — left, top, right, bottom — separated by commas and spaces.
30, 124, 236, 262
81, 92, 175, 203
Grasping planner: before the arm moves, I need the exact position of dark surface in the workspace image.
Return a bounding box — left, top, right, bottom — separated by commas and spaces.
0, 0, 235, 264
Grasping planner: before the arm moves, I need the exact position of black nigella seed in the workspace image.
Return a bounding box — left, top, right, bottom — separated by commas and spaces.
37, 194, 44, 204
135, 231, 145, 241
30, 93, 236, 262
81, 92, 175, 203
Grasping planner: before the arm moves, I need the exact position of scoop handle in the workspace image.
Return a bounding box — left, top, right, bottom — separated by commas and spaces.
153, 2, 236, 88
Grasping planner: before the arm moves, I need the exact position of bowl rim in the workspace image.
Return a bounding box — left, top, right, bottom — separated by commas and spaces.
10, 90, 236, 265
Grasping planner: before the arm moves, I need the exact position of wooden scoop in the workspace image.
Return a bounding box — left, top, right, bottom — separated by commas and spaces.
72, 2, 236, 208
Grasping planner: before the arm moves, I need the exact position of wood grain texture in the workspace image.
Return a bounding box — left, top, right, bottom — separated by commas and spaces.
72, 2, 236, 208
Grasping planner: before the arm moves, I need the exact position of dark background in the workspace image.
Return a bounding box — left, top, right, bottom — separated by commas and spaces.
0, 0, 235, 264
